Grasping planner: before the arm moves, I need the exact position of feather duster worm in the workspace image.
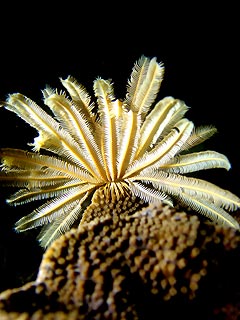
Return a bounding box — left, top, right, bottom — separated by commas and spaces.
0, 55, 239, 248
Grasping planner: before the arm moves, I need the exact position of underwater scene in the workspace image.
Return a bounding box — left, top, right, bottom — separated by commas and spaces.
0, 9, 239, 319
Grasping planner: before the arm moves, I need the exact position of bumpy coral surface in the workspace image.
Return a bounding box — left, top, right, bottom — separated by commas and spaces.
0, 195, 240, 319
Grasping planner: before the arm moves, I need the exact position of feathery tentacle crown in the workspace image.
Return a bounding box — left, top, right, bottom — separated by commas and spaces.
0, 55, 239, 247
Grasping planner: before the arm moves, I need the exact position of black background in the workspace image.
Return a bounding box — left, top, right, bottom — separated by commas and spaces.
0, 3, 239, 293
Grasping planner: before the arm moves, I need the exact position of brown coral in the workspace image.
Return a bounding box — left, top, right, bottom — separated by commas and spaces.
0, 196, 240, 319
